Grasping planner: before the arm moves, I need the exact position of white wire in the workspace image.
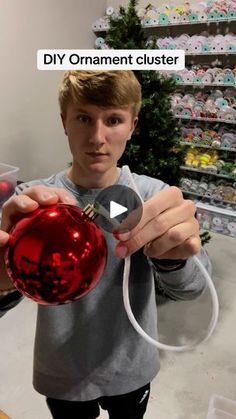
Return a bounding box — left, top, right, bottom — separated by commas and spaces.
121, 165, 219, 352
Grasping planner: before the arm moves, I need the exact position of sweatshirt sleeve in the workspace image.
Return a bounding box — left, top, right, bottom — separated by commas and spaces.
133, 173, 210, 302
0, 181, 31, 318
152, 247, 210, 301
0, 291, 23, 318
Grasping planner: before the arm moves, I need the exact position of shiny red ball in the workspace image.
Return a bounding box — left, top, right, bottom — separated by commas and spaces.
5, 204, 107, 305
0, 180, 15, 205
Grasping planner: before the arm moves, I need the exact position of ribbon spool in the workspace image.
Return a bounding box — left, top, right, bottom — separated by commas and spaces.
173, 74, 183, 83
95, 37, 105, 48
188, 13, 199, 22
208, 11, 218, 20
228, 10, 236, 18
146, 10, 158, 20
143, 17, 153, 26
218, 11, 227, 19
198, 12, 208, 21
106, 6, 114, 16
202, 73, 214, 84
158, 13, 169, 25
137, 8, 146, 18
93, 18, 106, 31
193, 76, 203, 84
169, 11, 181, 23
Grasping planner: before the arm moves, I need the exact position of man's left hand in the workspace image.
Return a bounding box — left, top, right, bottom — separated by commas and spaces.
114, 186, 201, 260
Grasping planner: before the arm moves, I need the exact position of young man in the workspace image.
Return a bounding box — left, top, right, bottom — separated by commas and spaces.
0, 71, 209, 419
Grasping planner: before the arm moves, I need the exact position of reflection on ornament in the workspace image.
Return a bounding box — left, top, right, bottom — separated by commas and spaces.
5, 204, 107, 305
0, 180, 15, 205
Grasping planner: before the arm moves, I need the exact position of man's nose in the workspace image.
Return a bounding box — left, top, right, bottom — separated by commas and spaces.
89, 120, 106, 145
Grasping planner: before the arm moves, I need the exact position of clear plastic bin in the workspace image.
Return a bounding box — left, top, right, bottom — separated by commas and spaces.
0, 163, 19, 207
207, 395, 236, 418
207, 408, 236, 419
196, 202, 236, 238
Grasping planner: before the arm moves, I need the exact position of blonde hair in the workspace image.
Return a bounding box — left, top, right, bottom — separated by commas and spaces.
58, 70, 142, 118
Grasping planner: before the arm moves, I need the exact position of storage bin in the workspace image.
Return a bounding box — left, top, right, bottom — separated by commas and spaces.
0, 163, 19, 206
207, 394, 236, 418
196, 202, 236, 238
207, 408, 236, 418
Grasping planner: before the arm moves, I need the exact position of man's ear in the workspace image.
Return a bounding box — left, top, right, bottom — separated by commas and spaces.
60, 113, 68, 136
128, 116, 138, 140
133, 116, 138, 128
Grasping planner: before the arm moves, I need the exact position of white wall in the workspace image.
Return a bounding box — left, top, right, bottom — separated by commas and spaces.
0, 0, 106, 181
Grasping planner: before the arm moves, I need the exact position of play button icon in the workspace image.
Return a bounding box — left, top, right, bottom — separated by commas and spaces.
93, 185, 143, 233
110, 201, 128, 219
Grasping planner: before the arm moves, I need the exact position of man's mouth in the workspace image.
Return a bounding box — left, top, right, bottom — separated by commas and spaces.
86, 152, 109, 157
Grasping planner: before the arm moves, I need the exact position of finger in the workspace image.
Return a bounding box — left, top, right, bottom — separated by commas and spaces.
116, 186, 184, 243
21, 186, 77, 206
116, 199, 196, 257
0, 230, 10, 247
144, 218, 199, 258
1, 195, 40, 231
113, 205, 141, 236
149, 235, 201, 260
1, 187, 77, 232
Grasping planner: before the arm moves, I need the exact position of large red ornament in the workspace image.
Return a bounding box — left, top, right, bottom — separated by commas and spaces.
0, 180, 15, 205
5, 204, 107, 305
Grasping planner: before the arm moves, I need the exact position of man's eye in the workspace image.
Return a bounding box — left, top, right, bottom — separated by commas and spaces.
77, 115, 90, 123
107, 118, 121, 126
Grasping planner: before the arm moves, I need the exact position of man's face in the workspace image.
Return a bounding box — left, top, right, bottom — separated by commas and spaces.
61, 101, 138, 175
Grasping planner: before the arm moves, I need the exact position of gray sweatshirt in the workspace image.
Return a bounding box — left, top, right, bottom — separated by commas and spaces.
1, 167, 209, 401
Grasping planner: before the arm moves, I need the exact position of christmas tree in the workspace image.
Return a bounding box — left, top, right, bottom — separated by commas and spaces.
105, 0, 184, 186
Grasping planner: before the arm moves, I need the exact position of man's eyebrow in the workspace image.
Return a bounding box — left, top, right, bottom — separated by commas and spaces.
74, 108, 127, 116
74, 108, 90, 113
104, 109, 129, 116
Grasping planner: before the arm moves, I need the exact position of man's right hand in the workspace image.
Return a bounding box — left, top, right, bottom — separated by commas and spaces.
0, 185, 77, 290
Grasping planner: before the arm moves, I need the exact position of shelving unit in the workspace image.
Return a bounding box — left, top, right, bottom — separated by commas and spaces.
93, 8, 236, 237
148, 13, 236, 238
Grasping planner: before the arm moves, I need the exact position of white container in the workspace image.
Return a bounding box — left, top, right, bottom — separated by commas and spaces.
207, 408, 236, 419
0, 163, 19, 206
196, 202, 236, 238
207, 394, 236, 418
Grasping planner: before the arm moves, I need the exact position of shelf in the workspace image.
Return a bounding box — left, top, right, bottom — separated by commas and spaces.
143, 17, 236, 29
180, 166, 235, 180
180, 142, 236, 152
181, 189, 236, 208
94, 17, 236, 32
176, 83, 236, 88
175, 116, 236, 124
185, 51, 236, 56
